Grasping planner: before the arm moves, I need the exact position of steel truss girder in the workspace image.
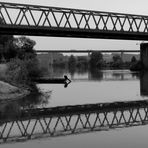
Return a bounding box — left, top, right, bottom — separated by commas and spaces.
0, 100, 148, 143
0, 2, 148, 40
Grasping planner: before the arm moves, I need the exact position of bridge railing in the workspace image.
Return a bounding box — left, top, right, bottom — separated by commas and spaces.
1, 2, 148, 39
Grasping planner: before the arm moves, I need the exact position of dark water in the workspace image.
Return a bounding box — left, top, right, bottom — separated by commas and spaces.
1, 68, 148, 148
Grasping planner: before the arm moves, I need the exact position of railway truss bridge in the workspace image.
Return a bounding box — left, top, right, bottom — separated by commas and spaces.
1, 2, 148, 40
1, 2, 148, 144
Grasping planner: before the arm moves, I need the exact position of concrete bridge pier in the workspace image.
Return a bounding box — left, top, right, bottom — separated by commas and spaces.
140, 43, 148, 69
88, 51, 91, 60
48, 53, 54, 77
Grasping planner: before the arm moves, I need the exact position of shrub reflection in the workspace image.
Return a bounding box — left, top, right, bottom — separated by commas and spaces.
0, 90, 51, 121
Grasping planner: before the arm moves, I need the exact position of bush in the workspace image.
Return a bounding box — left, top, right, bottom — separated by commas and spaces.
130, 61, 143, 71
89, 51, 104, 68
5, 58, 42, 91
5, 59, 28, 85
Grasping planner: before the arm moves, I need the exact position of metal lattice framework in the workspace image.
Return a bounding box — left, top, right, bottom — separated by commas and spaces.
1, 100, 148, 143
1, 2, 148, 40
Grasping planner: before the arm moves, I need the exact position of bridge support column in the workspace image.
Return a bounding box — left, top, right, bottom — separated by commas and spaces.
88, 52, 91, 60
140, 43, 148, 69
88, 51, 91, 69
120, 51, 124, 62
140, 71, 148, 96
48, 53, 53, 77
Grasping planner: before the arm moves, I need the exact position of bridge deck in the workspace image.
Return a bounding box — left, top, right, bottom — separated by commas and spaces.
1, 2, 148, 40
36, 50, 140, 53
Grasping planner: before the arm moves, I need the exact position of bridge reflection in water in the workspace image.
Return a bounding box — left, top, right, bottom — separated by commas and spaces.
0, 70, 147, 143
0, 100, 148, 143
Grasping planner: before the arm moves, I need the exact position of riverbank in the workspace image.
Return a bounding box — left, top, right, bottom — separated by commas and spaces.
0, 57, 43, 100
0, 81, 30, 100
0, 64, 29, 100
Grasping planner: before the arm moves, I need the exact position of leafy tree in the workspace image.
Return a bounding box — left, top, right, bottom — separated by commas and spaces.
68, 55, 76, 76
0, 16, 36, 62
111, 54, 122, 68
131, 56, 137, 63
76, 56, 88, 68
13, 36, 36, 60
0, 18, 43, 93
112, 54, 122, 63
0, 18, 14, 62
89, 51, 103, 68
68, 55, 76, 68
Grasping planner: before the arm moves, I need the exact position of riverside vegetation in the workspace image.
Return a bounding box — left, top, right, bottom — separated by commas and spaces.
0, 35, 44, 100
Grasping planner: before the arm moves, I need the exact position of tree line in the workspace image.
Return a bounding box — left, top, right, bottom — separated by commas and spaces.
66, 51, 138, 70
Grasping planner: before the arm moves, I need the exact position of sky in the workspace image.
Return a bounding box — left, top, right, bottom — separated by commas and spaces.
1, 0, 148, 51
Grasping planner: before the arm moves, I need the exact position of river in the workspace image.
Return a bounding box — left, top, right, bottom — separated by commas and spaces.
1, 69, 148, 148
36, 68, 147, 108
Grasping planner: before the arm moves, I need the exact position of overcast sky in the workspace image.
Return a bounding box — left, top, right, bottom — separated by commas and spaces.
2, 0, 148, 50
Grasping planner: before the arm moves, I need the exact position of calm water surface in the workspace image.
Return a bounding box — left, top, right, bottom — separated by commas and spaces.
2, 69, 148, 148
37, 69, 147, 108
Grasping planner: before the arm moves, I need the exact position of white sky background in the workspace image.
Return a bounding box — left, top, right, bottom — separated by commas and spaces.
2, 0, 148, 50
